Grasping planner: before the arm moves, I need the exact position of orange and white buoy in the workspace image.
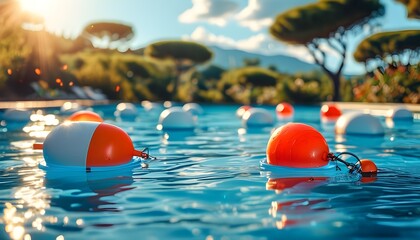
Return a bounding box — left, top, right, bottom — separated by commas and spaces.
275, 102, 294, 120
67, 110, 103, 122
266, 123, 329, 168
34, 122, 150, 169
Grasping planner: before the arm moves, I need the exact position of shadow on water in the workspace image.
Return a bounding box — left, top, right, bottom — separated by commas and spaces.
44, 168, 135, 213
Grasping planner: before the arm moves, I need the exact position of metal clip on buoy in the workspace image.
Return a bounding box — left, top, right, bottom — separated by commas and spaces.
133, 148, 157, 169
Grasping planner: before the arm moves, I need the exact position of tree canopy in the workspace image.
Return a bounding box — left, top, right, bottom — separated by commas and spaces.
354, 30, 420, 67
269, 0, 384, 101
81, 21, 134, 49
270, 0, 384, 45
144, 40, 213, 67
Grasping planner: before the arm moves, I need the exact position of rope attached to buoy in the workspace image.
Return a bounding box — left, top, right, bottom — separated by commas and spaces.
328, 152, 362, 174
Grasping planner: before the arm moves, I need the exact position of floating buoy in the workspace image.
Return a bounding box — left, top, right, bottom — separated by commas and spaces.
387, 107, 413, 121
355, 159, 378, 183
320, 104, 341, 122
142, 100, 163, 112
1, 108, 32, 122
67, 110, 103, 122
335, 112, 384, 135
60, 102, 82, 115
236, 105, 252, 119
183, 103, 203, 115
242, 108, 274, 127
34, 122, 150, 169
157, 107, 196, 130
358, 159, 377, 174
266, 123, 329, 168
114, 103, 138, 120
276, 103, 294, 120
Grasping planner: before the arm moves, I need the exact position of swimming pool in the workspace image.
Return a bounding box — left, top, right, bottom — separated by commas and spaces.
1, 103, 420, 240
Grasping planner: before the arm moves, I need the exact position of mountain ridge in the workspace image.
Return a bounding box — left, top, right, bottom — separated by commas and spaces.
208, 45, 320, 74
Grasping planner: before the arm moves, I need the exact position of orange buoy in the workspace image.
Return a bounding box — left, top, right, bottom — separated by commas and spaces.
320, 104, 341, 120
357, 159, 377, 183
266, 123, 329, 168
359, 159, 377, 174
276, 103, 294, 119
67, 110, 103, 122
236, 105, 252, 119
35, 122, 149, 168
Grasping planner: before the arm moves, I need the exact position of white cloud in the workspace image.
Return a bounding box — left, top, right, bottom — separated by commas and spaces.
179, 0, 238, 27
235, 0, 315, 31
184, 26, 313, 63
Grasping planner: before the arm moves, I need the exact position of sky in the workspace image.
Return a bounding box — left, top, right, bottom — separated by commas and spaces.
18, 0, 420, 75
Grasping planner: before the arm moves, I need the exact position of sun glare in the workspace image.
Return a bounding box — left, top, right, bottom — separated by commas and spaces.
19, 0, 52, 17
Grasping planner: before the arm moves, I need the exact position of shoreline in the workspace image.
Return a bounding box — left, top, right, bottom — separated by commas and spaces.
0, 99, 419, 113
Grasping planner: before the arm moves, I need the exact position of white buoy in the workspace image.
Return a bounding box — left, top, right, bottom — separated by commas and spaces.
242, 108, 274, 128
387, 107, 413, 121
157, 107, 196, 130
182, 103, 203, 115
114, 103, 138, 120
1, 108, 32, 122
385, 107, 413, 129
141, 100, 163, 112
335, 112, 384, 135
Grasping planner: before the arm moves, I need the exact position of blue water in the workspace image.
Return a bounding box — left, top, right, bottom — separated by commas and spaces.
1, 103, 420, 240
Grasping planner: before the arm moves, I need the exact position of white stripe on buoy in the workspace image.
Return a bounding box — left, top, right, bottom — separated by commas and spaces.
43, 122, 100, 166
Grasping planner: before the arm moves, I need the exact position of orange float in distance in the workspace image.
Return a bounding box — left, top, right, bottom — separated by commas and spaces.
358, 159, 378, 183
359, 159, 377, 174
67, 110, 103, 122
276, 103, 294, 118
35, 122, 148, 168
236, 105, 252, 118
320, 104, 342, 119
266, 123, 329, 168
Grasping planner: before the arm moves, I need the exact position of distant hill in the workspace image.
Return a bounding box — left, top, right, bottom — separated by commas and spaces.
208, 45, 320, 74
129, 45, 320, 74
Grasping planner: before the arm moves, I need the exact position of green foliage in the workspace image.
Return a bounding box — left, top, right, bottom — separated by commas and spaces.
352, 63, 420, 103
61, 50, 174, 101
144, 40, 212, 66
217, 67, 281, 104
354, 30, 420, 67
396, 0, 420, 19
282, 71, 333, 103
144, 40, 213, 100
270, 0, 384, 44
82, 21, 134, 49
269, 0, 384, 101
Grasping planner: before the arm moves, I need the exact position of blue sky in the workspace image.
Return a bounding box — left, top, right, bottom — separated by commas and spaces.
21, 0, 420, 74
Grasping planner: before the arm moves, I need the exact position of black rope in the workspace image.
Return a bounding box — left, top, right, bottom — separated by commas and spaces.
328, 152, 362, 174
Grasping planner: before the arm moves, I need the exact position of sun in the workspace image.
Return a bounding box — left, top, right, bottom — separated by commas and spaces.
19, 0, 52, 18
